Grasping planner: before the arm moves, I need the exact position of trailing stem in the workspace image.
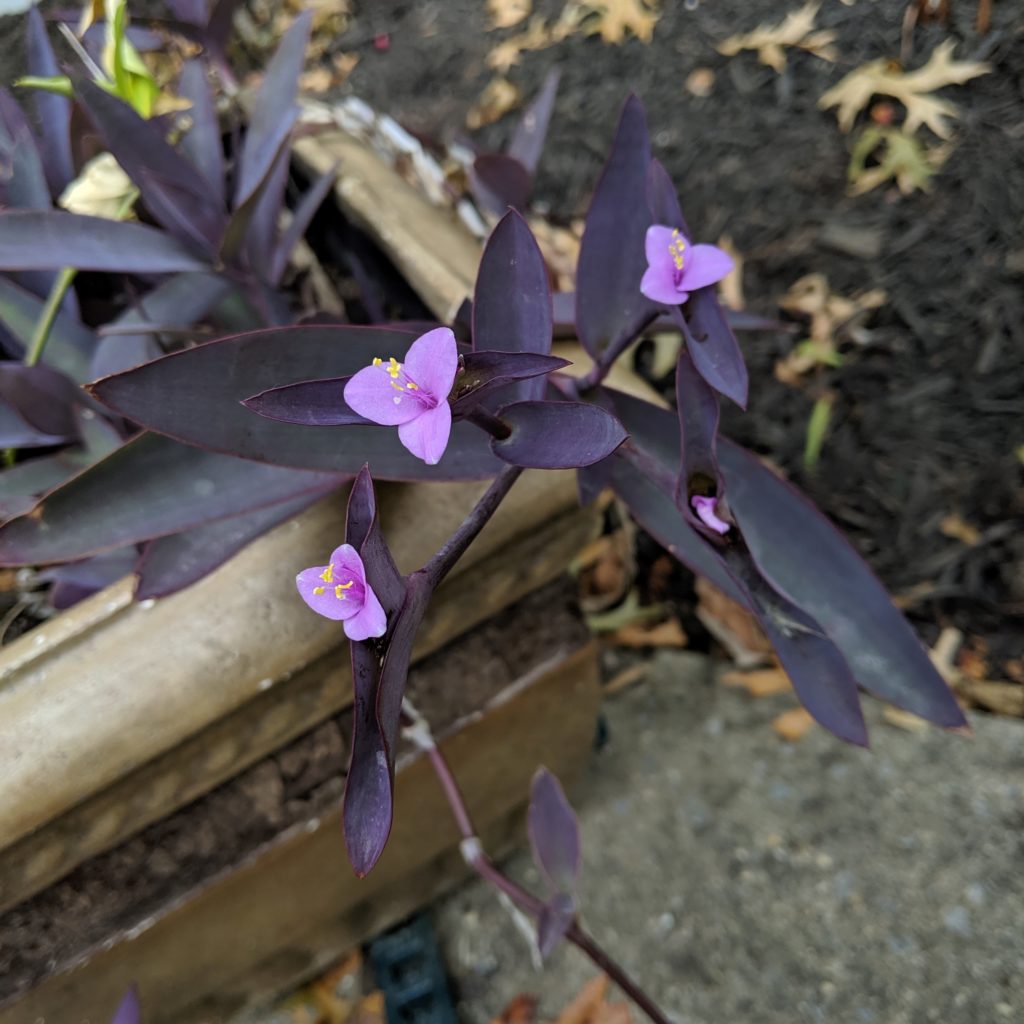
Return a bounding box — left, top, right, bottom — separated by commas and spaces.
401, 702, 673, 1024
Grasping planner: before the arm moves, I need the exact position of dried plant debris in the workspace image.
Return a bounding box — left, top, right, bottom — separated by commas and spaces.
716, 2, 838, 73
466, 77, 522, 129
819, 40, 991, 137
573, 0, 661, 44
847, 124, 951, 195
775, 273, 886, 383
488, 0, 533, 30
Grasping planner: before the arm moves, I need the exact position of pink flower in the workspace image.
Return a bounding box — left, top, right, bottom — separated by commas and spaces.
296, 543, 387, 641
640, 225, 734, 306
343, 327, 458, 465
691, 495, 730, 535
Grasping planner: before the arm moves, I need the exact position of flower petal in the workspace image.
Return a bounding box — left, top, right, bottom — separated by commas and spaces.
296, 564, 361, 621
680, 244, 734, 292
640, 265, 687, 306
692, 495, 730, 535
344, 583, 387, 641
330, 543, 367, 586
343, 365, 424, 426
644, 224, 678, 269
398, 402, 452, 465
402, 326, 458, 402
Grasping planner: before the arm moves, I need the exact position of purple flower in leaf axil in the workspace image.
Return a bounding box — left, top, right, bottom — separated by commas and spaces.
692, 495, 730, 535
296, 543, 387, 641
640, 225, 734, 306
343, 327, 458, 465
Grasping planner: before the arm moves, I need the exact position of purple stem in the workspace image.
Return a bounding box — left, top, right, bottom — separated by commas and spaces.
466, 406, 512, 441
410, 715, 673, 1024
421, 464, 522, 588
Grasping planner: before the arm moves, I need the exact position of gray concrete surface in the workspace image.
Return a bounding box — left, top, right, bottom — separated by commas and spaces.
436, 651, 1024, 1024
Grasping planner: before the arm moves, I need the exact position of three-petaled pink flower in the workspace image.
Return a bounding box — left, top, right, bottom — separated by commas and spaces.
691, 495, 730, 535
296, 543, 387, 641
640, 225, 734, 306
343, 326, 458, 465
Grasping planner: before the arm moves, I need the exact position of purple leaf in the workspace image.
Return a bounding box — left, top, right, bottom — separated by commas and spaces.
0, 89, 51, 210
0, 363, 80, 440
165, 0, 207, 23
346, 466, 405, 615
76, 81, 225, 252
575, 95, 658, 364
244, 376, 368, 426
90, 326, 504, 480
110, 986, 142, 1024
0, 211, 209, 272
491, 401, 626, 469
451, 350, 570, 415
41, 547, 138, 609
178, 59, 225, 204
270, 164, 338, 284
0, 275, 93, 382
470, 154, 532, 216
528, 767, 581, 894
473, 210, 553, 402
237, 143, 291, 276
718, 440, 967, 728
647, 159, 748, 408
25, 7, 74, 194
673, 348, 723, 516
0, 399, 70, 447
508, 68, 560, 177
234, 12, 310, 209
135, 487, 334, 599
0, 432, 343, 565
537, 893, 576, 960
92, 271, 232, 379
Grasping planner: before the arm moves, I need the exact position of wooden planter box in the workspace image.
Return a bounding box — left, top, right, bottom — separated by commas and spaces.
0, 125, 617, 1021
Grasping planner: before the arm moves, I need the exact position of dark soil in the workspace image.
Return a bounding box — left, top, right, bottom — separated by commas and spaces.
328, 0, 1024, 676
0, 578, 587, 1006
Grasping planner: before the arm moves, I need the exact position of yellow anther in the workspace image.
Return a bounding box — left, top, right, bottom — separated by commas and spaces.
313, 586, 325, 596
668, 229, 686, 271
407, 381, 418, 389
387, 357, 402, 379
334, 580, 354, 600
319, 564, 334, 583
372, 357, 383, 366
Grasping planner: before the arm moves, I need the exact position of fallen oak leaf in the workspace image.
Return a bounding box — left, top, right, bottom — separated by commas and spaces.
819, 39, 991, 137
716, 1, 837, 73
466, 76, 522, 129
488, 0, 532, 30
772, 706, 816, 741
847, 125, 951, 196
555, 976, 610, 1024
571, 0, 661, 44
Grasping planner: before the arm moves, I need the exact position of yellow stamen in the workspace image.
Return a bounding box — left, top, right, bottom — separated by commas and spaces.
387, 357, 402, 379
313, 586, 325, 595
319, 564, 334, 583
668, 228, 686, 271
372, 357, 383, 366
335, 580, 354, 600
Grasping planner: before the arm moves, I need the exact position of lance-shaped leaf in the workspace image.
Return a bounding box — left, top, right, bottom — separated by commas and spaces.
178, 59, 225, 204
473, 210, 553, 402
508, 68, 560, 177
674, 347, 723, 514
25, 7, 74, 194
648, 159, 748, 408
244, 376, 367, 426
269, 164, 337, 284
491, 401, 626, 469
135, 486, 335, 599
718, 440, 967, 728
238, 144, 291, 277
346, 467, 404, 614
575, 95, 658, 364
234, 12, 310, 209
608, 387, 965, 729
0, 89, 51, 211
76, 80, 224, 252
93, 271, 232, 378
451, 350, 569, 415
528, 767, 581, 894
0, 275, 93, 382
90, 326, 504, 479
42, 547, 139, 609
469, 154, 531, 216
0, 211, 209, 273
0, 399, 70, 447
110, 986, 142, 1024
0, 432, 343, 565
0, 363, 80, 441
537, 892, 576, 960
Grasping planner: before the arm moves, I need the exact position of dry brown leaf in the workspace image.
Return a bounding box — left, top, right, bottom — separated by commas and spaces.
957, 678, 1024, 718
882, 705, 931, 732
529, 216, 583, 292
939, 513, 982, 547
695, 576, 773, 668
575, 527, 636, 614
819, 39, 991, 137
556, 976, 610, 1024
772, 706, 816, 741
490, 993, 539, 1024
572, 0, 661, 44
716, 234, 744, 310
721, 667, 793, 698
610, 617, 688, 649
603, 663, 649, 695
466, 76, 522, 129
685, 67, 716, 97
717, 2, 837, 73
486, 12, 580, 72
488, 0, 532, 30
591, 1002, 634, 1024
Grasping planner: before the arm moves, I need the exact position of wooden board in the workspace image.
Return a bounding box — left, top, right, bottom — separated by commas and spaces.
0, 643, 601, 1024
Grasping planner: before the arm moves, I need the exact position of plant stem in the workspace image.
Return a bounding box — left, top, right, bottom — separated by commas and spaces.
466, 406, 512, 440
24, 268, 77, 367
402, 705, 673, 1024
421, 464, 522, 588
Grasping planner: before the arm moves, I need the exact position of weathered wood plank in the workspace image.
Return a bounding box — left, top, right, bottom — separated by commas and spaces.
0, 643, 600, 1024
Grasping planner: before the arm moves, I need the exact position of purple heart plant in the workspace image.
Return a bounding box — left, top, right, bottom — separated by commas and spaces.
0, 62, 968, 1024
